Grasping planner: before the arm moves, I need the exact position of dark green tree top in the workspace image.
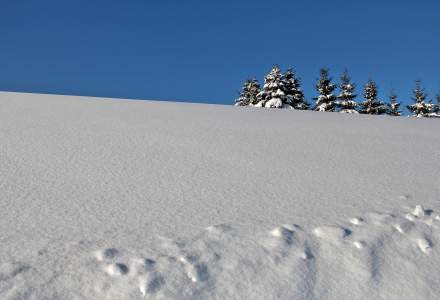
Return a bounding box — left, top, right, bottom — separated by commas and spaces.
314, 68, 337, 112
359, 79, 387, 115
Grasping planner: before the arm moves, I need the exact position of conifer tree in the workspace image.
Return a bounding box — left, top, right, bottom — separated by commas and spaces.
387, 89, 402, 116
314, 68, 337, 112
283, 68, 309, 110
336, 70, 358, 113
234, 78, 261, 106
407, 80, 432, 117
359, 79, 387, 115
256, 66, 286, 108
234, 79, 251, 106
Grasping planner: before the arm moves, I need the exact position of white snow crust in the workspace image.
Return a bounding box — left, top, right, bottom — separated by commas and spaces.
1, 92, 440, 299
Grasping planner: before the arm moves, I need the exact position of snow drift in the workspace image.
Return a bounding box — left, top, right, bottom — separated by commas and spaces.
0, 92, 439, 299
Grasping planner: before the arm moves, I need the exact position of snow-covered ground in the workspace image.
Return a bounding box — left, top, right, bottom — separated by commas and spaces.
0, 92, 439, 299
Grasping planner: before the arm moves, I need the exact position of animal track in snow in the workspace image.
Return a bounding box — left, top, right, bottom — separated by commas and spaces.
105, 263, 129, 276
265, 224, 313, 260
95, 248, 119, 262
130, 257, 156, 274
88, 205, 437, 298
138, 272, 164, 295
359, 205, 436, 255
3, 204, 436, 299
269, 224, 296, 245
178, 255, 209, 283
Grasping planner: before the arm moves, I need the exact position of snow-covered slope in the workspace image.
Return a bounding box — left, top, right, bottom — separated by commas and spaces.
0, 92, 439, 299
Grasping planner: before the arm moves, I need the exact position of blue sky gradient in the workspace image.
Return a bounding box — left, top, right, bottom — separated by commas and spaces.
1, 0, 439, 107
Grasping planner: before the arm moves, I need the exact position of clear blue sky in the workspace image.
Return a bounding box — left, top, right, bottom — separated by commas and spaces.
1, 0, 439, 106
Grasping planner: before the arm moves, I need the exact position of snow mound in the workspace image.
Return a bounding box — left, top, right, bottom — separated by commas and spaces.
1, 205, 439, 299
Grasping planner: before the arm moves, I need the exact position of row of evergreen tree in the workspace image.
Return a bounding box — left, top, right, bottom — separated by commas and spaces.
234, 66, 440, 118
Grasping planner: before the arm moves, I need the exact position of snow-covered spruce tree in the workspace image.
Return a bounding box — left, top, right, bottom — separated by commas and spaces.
255, 66, 287, 108
283, 68, 309, 110
387, 89, 402, 116
314, 68, 337, 112
359, 79, 387, 115
336, 70, 358, 113
407, 80, 432, 117
234, 79, 251, 106
234, 78, 261, 106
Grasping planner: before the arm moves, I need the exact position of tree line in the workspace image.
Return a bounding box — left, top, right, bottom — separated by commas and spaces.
234, 66, 440, 118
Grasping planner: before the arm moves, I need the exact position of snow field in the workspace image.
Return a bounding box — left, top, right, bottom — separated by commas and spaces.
1, 92, 440, 299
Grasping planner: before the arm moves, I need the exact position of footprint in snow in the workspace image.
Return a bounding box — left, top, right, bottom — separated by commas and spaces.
130, 257, 156, 275
95, 248, 119, 262
269, 224, 297, 245
178, 254, 209, 283
139, 272, 165, 295
350, 205, 436, 255
265, 224, 313, 261
105, 263, 129, 277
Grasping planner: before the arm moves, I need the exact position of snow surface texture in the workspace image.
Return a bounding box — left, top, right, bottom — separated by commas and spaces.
1, 92, 440, 299
1, 205, 440, 299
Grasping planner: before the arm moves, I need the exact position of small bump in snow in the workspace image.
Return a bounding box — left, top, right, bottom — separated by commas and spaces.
353, 241, 367, 249
413, 205, 426, 218
416, 238, 432, 254
349, 217, 365, 226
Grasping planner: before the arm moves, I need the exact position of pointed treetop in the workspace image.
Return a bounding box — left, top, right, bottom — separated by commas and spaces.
407, 80, 432, 117
234, 78, 261, 106
256, 65, 287, 108
337, 69, 358, 113
266, 65, 282, 79
320, 68, 330, 79
387, 89, 402, 116
389, 89, 398, 103
314, 68, 337, 112
363, 79, 378, 100
338, 69, 356, 96
412, 80, 428, 103
340, 69, 352, 85
359, 79, 387, 115
283, 67, 309, 110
